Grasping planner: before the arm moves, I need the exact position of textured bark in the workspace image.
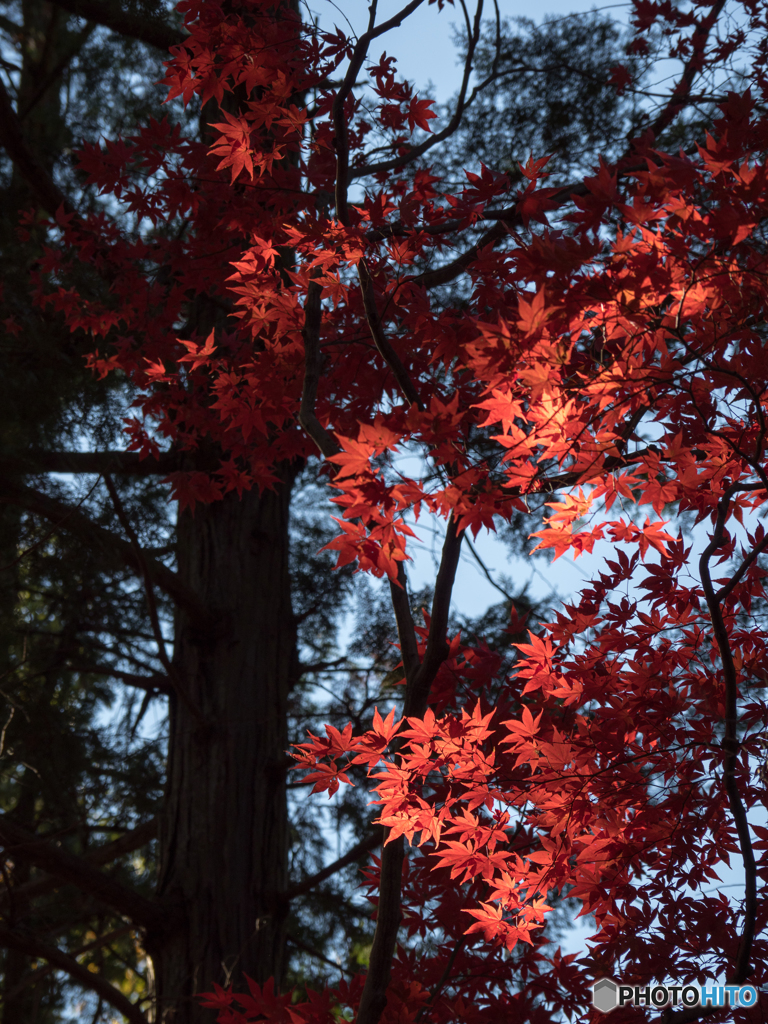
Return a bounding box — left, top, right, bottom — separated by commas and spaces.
152, 471, 296, 1023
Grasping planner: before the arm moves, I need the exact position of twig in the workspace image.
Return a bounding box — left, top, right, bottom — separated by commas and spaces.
332, 0, 427, 226
646, 0, 727, 141
357, 259, 423, 409
104, 475, 206, 727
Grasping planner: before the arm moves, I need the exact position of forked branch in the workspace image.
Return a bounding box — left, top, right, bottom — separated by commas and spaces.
356, 516, 463, 1024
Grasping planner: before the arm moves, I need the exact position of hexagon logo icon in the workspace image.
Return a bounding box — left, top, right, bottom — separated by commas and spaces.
592, 978, 619, 1014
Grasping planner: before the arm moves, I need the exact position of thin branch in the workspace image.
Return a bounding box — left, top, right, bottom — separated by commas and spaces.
0, 476, 102, 573
646, 0, 727, 140
416, 934, 467, 1021
286, 932, 352, 977
356, 517, 463, 1024
464, 534, 515, 603
698, 486, 757, 982
284, 828, 383, 901
332, 0, 427, 226
405, 515, 463, 718
104, 475, 206, 726
715, 530, 768, 605
0, 78, 74, 216
357, 259, 423, 409
0, 925, 147, 1024
351, 0, 485, 181
0, 818, 157, 913
46, 0, 186, 50
0, 478, 210, 627
389, 563, 420, 684
298, 277, 342, 458
0, 816, 165, 929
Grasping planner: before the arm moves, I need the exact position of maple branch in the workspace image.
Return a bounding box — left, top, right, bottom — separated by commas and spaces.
355, 835, 405, 1024
0, 79, 74, 217
0, 478, 209, 627
0, 816, 165, 929
351, 0, 488, 180
715, 530, 768, 606
357, 259, 423, 409
357, 518, 463, 1024
698, 486, 757, 983
46, 0, 186, 50
406, 515, 463, 717
332, 0, 427, 226
284, 827, 383, 900
416, 934, 467, 1021
646, 0, 727, 141
389, 563, 420, 684
299, 277, 342, 459
104, 475, 206, 727
0, 925, 147, 1024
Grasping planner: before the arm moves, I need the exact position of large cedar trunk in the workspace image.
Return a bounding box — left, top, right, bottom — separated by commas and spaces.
152, 470, 296, 1023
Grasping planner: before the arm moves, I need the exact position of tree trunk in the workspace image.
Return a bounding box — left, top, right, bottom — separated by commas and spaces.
152, 469, 296, 1023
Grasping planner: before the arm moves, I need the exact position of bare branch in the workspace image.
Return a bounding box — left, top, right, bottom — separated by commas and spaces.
2, 925, 134, 1003
66, 662, 171, 694
351, 0, 485, 181
647, 0, 727, 140
356, 517, 463, 1024
287, 932, 353, 976
284, 828, 383, 901
715, 530, 768, 605
0, 925, 147, 1024
0, 816, 165, 929
355, 835, 405, 1024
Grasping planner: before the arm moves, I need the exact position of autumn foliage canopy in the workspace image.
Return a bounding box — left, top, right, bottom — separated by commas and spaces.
26, 0, 768, 1019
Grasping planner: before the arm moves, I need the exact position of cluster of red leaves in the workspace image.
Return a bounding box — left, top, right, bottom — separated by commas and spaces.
33, 0, 768, 1019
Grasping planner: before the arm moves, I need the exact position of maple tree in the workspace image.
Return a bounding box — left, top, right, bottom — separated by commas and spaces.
4, 0, 768, 1021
